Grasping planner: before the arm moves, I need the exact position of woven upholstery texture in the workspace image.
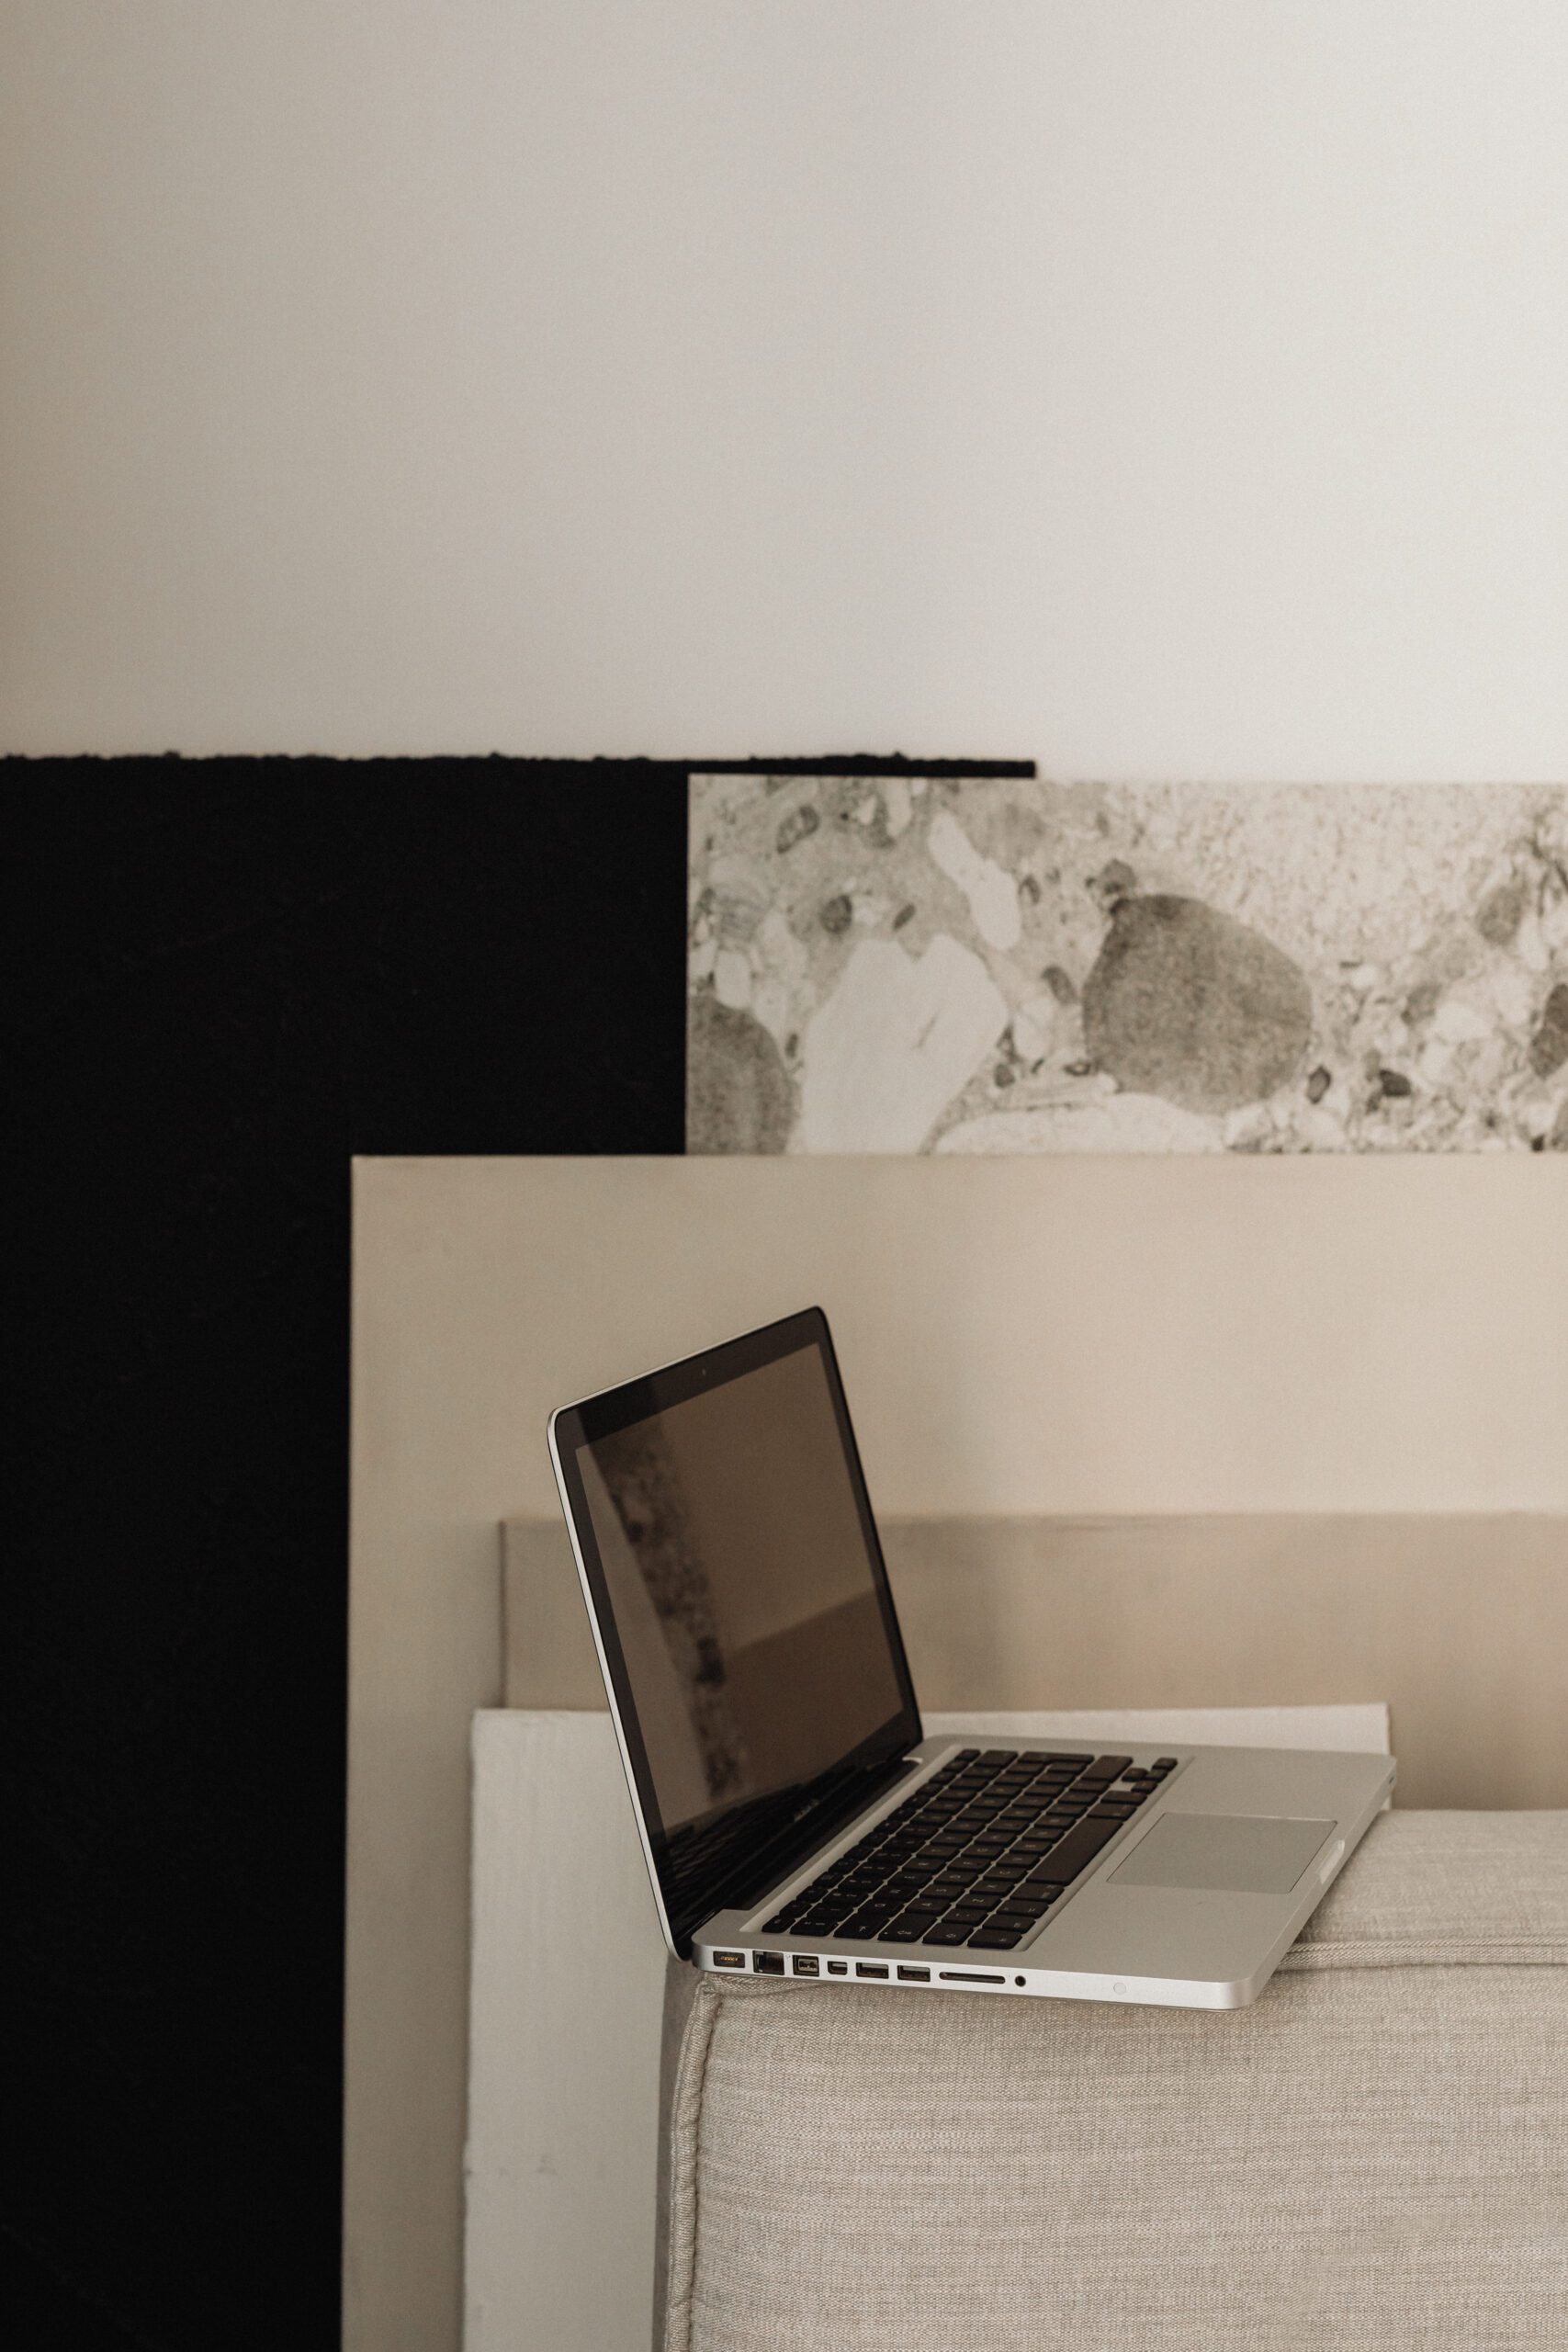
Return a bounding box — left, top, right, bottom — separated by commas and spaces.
661, 1812, 1568, 2352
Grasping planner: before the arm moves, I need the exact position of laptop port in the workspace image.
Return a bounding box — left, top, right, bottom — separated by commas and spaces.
753, 1951, 785, 1975
713, 1951, 746, 1970
792, 1955, 819, 1975
938, 1969, 1004, 1984
855, 1962, 889, 1979
897, 1964, 931, 1983
826, 1960, 849, 1974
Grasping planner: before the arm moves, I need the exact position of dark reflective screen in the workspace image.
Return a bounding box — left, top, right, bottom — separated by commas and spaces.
576, 1342, 903, 1837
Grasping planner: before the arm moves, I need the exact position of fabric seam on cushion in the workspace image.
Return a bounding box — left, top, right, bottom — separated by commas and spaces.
660, 1974, 723, 2352
1281, 1938, 1566, 1971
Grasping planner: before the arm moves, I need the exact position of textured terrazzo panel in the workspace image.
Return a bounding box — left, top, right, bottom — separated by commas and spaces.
687, 776, 1568, 1154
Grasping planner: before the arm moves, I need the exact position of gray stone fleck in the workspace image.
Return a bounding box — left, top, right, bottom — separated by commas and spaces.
1088, 858, 1138, 910
819, 893, 853, 936
1476, 874, 1529, 946
1404, 978, 1442, 1026
1550, 1097, 1568, 1151
993, 1063, 1016, 1088
1042, 964, 1079, 1004
774, 801, 820, 854
1306, 1065, 1332, 1103
1378, 1068, 1414, 1099
892, 902, 915, 930
1082, 894, 1312, 1114
686, 996, 795, 1153
1019, 873, 1042, 905
1528, 982, 1568, 1078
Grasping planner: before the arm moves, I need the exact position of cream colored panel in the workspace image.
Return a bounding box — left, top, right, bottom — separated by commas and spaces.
348, 1152, 1566, 2352
360, 1154, 1567, 1520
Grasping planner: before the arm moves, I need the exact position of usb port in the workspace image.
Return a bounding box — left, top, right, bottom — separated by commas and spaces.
855, 1962, 889, 1980
792, 1955, 819, 1976
826, 1960, 849, 1974
713, 1951, 745, 1970
753, 1951, 785, 1975
897, 1964, 931, 1983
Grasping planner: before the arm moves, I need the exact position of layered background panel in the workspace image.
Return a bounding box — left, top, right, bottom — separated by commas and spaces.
689, 776, 1568, 1155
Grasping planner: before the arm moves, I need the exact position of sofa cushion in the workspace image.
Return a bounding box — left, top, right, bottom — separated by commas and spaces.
662, 1812, 1568, 2352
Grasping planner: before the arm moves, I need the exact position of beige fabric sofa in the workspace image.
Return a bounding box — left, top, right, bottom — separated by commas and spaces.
659, 1811, 1567, 2352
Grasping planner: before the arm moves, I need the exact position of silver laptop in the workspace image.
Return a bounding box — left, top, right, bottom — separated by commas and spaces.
548, 1306, 1393, 2008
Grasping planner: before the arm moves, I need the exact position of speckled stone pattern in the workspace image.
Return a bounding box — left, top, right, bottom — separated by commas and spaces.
687, 776, 1568, 1154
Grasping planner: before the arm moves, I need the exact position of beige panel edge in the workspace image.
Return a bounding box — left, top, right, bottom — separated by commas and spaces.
344, 1171, 506, 2352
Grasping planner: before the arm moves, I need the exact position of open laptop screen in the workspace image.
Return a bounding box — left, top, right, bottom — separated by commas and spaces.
551, 1309, 920, 1950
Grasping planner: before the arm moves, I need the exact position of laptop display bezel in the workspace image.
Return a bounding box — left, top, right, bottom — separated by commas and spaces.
549, 1306, 923, 1955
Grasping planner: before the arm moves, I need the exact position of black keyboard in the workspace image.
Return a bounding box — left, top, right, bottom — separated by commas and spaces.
763, 1748, 1179, 1951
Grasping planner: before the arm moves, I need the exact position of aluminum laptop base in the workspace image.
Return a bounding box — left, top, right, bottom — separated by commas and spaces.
695, 1738, 1394, 2010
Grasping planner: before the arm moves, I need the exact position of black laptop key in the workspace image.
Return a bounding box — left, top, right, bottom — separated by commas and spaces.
1036, 1810, 1127, 1884
924, 1923, 970, 1944
968, 1927, 1023, 1949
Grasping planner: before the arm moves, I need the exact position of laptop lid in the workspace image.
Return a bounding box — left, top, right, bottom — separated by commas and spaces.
548, 1307, 922, 1954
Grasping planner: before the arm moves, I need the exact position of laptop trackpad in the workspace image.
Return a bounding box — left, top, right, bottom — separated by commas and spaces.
1110, 1814, 1335, 1894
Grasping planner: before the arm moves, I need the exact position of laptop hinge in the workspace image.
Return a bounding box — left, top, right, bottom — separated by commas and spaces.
714, 1749, 919, 1916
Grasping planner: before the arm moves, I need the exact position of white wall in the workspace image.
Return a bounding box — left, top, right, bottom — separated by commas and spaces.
4, 2, 1565, 773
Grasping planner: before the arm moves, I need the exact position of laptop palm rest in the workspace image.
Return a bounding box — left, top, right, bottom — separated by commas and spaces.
1110, 1814, 1336, 1895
